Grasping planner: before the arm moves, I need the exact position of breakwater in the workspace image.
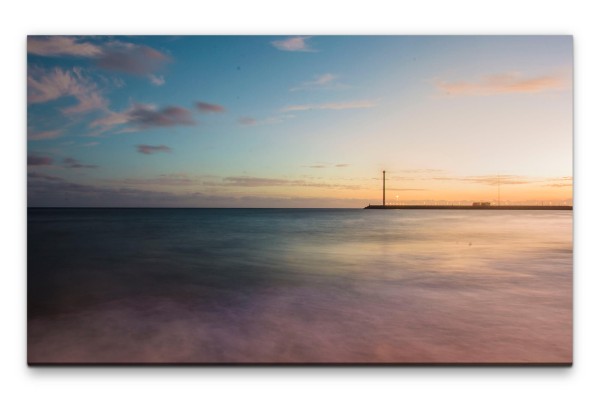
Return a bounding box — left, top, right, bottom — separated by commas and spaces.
364, 205, 572, 210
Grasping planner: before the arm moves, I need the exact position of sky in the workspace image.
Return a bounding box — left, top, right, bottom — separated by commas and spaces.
27, 35, 573, 207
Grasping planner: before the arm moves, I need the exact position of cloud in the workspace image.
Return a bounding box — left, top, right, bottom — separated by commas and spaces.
63, 157, 97, 169
28, 36, 103, 57
28, 172, 64, 181
222, 176, 303, 187
28, 155, 54, 166
129, 105, 194, 128
82, 141, 100, 147
28, 37, 168, 84
62, 90, 107, 114
28, 174, 369, 208
148, 74, 165, 86
466, 175, 532, 185
28, 178, 221, 207
271, 36, 314, 52
115, 174, 194, 186
386, 188, 428, 191
28, 37, 171, 85
290, 73, 339, 91
545, 183, 572, 188
196, 101, 226, 113
27, 67, 74, 104
309, 73, 336, 85
282, 100, 376, 112
397, 168, 446, 174
96, 41, 171, 76
28, 167, 371, 207
221, 176, 360, 190
27, 66, 107, 114
434, 72, 567, 96
432, 175, 532, 185
111, 76, 126, 88
89, 111, 131, 129
543, 176, 573, 187
90, 103, 195, 132
237, 116, 257, 126
302, 163, 349, 168
27, 129, 63, 141
137, 144, 172, 155
237, 115, 291, 127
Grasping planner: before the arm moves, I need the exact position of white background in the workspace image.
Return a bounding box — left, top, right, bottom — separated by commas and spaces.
2, 1, 598, 400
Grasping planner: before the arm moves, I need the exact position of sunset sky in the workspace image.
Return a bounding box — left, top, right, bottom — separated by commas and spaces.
27, 35, 573, 207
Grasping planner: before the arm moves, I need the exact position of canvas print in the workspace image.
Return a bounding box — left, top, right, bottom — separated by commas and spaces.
27, 35, 573, 364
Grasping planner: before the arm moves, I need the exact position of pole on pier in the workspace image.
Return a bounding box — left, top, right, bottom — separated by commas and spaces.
383, 170, 386, 206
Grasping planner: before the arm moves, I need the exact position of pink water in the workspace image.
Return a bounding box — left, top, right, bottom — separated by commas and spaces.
28, 208, 572, 363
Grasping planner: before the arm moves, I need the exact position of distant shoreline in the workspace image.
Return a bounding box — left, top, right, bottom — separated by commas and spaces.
26, 206, 573, 210
365, 205, 572, 210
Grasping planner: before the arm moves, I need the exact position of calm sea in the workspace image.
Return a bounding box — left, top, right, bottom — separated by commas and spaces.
27, 208, 572, 364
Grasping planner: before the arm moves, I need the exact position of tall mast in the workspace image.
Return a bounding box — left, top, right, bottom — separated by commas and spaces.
383, 170, 386, 206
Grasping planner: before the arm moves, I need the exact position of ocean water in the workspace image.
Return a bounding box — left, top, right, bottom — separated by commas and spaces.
27, 208, 572, 364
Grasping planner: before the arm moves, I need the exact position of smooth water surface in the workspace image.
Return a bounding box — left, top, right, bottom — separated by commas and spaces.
28, 208, 572, 363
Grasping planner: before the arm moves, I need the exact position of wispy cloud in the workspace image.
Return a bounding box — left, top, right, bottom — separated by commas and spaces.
63, 157, 97, 169
302, 163, 349, 168
196, 101, 226, 113
116, 173, 194, 186
28, 174, 371, 208
271, 36, 314, 52
386, 188, 428, 191
434, 72, 567, 96
27, 155, 53, 166
426, 174, 573, 189
432, 174, 532, 185
466, 175, 532, 185
290, 73, 339, 91
27, 66, 107, 114
62, 91, 106, 114
28, 176, 193, 207
237, 116, 257, 126
282, 100, 376, 112
29, 155, 91, 171
137, 144, 172, 155
543, 176, 573, 187
28, 37, 171, 84
223, 176, 301, 187
128, 105, 194, 128
545, 183, 572, 188
95, 40, 171, 77
397, 168, 446, 174
28, 36, 103, 57
28, 172, 64, 182
237, 114, 293, 127
221, 176, 360, 190
148, 74, 165, 86
27, 129, 63, 141
89, 111, 131, 130
90, 103, 195, 132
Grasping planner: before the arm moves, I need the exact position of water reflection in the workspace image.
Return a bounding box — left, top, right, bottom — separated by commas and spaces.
28, 209, 572, 363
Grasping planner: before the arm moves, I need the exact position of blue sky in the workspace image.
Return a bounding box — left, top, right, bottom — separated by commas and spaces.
27, 36, 572, 207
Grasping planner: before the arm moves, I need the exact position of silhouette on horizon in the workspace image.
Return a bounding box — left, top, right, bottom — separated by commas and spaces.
365, 170, 572, 210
